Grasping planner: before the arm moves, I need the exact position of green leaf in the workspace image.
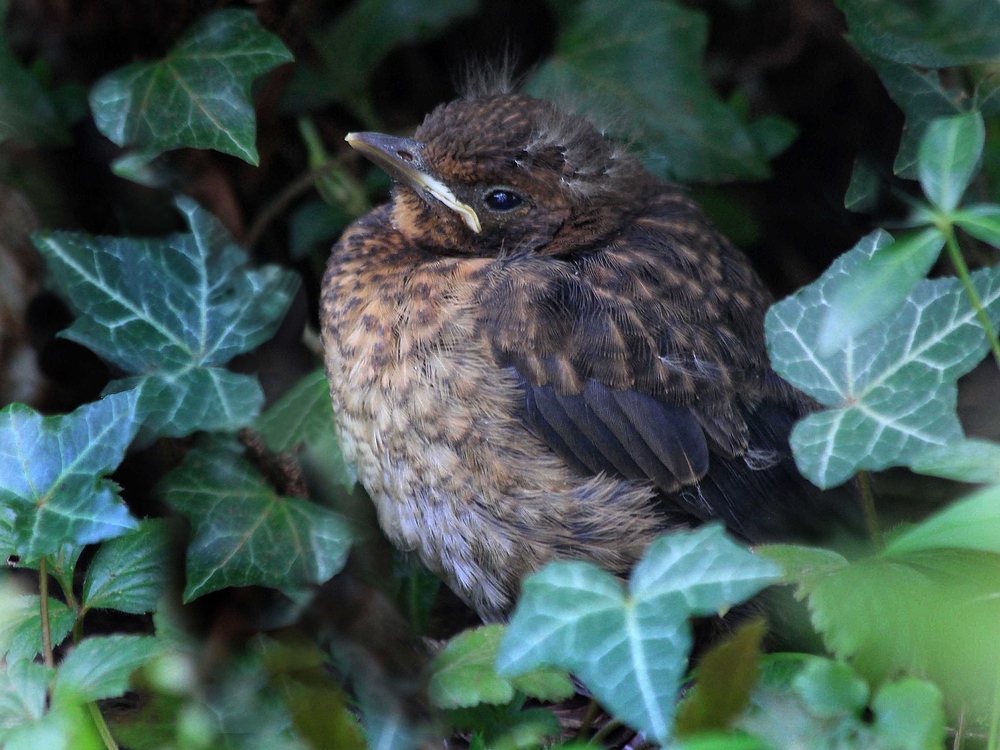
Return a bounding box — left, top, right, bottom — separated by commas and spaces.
791, 547, 1000, 722
918, 112, 985, 212
0, 660, 50, 737
909, 438, 1000, 483
765, 230, 1000, 488
955, 203, 1000, 247
526, 0, 776, 182
0, 391, 140, 562
496, 525, 778, 743
81, 518, 172, 615
755, 544, 850, 589
818, 227, 945, 355
89, 9, 292, 164
0, 38, 71, 146
160, 435, 353, 601
790, 658, 868, 718
428, 624, 573, 709
857, 48, 964, 179
285, 0, 475, 120
871, 679, 946, 749
674, 620, 765, 735
33, 197, 300, 437
53, 634, 160, 703
256, 369, 335, 452
738, 654, 946, 749
838, 0, 1000, 67
0, 593, 76, 663
884, 483, 1000, 555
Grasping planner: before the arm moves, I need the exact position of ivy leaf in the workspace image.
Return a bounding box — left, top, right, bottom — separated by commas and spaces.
81, 519, 172, 615
53, 634, 161, 703
496, 525, 778, 744
526, 0, 781, 182
33, 197, 300, 437
89, 9, 292, 164
0, 391, 140, 562
159, 435, 353, 601
817, 227, 944, 355
284, 0, 476, 120
844, 159, 880, 213
0, 38, 71, 146
838, 0, 1000, 68
428, 624, 574, 709
856, 47, 964, 179
765, 229, 1000, 488
256, 369, 336, 452
909, 438, 1000, 483
954, 203, 1000, 247
918, 112, 985, 213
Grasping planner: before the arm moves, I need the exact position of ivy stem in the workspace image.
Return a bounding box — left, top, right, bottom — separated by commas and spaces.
88, 702, 120, 750
590, 718, 623, 746
39, 558, 55, 669
857, 471, 883, 550
577, 698, 600, 739
942, 223, 1000, 371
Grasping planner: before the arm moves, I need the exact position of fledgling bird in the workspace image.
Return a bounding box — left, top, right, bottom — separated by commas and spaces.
321, 87, 856, 622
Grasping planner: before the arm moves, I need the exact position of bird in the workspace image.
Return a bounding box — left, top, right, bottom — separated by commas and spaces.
320, 85, 858, 622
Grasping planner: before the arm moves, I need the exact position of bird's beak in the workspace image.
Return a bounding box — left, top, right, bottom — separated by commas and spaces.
345, 132, 482, 234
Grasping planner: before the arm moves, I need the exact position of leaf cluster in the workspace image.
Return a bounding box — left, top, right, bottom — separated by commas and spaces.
2, 1, 999, 749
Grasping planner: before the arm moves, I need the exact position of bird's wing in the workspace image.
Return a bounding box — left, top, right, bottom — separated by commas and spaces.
475, 193, 834, 536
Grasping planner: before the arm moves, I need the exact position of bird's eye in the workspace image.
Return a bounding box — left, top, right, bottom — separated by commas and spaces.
483, 188, 524, 212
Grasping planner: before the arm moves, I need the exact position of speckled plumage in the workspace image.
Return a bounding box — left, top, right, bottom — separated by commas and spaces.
321, 93, 855, 621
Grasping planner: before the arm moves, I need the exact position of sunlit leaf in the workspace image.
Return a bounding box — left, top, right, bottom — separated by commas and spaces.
89, 9, 292, 163
766, 230, 1000, 488
818, 227, 944, 355
497, 525, 778, 743
428, 624, 573, 709
0, 391, 140, 562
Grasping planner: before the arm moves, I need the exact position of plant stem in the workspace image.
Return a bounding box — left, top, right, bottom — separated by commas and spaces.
857, 471, 883, 550
577, 698, 600, 739
88, 701, 120, 750
39, 558, 55, 669
943, 224, 1000, 371
590, 718, 623, 746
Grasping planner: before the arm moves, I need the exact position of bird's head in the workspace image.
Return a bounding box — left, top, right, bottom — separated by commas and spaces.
345, 93, 652, 256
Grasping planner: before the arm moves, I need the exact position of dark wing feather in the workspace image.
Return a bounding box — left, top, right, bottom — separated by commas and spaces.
477, 189, 857, 539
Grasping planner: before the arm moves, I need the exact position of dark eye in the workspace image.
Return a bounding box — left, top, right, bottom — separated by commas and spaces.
483, 188, 524, 212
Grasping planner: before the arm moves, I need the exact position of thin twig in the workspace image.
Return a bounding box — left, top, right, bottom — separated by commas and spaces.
952, 709, 965, 750
590, 718, 623, 746
577, 698, 600, 740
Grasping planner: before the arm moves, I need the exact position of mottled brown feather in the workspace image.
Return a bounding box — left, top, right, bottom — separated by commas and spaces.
322, 93, 857, 620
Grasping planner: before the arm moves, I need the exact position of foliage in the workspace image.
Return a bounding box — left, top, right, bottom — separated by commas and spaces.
1, 0, 999, 748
